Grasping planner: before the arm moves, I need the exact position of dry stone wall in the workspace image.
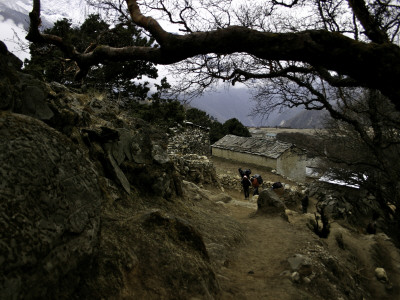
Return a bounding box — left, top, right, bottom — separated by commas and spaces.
168, 122, 210, 157
170, 154, 220, 188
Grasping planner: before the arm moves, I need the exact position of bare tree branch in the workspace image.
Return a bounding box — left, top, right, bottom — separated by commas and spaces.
126, 0, 170, 45
347, 0, 390, 43
26, 0, 400, 109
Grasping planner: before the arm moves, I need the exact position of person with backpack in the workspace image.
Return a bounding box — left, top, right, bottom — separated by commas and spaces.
251, 176, 260, 196
241, 175, 251, 200
238, 168, 251, 178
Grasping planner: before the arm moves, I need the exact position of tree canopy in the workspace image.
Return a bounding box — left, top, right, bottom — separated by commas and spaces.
185, 108, 251, 143
222, 118, 252, 138
186, 108, 213, 128
25, 13, 158, 100
26, 0, 400, 111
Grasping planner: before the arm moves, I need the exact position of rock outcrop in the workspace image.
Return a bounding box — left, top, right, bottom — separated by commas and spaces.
0, 112, 103, 299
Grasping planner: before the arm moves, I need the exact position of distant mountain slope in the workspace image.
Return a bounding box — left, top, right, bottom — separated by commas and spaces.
0, 0, 90, 25
0, 0, 92, 60
270, 107, 328, 129
0, 3, 32, 30
189, 87, 328, 128
188, 88, 265, 127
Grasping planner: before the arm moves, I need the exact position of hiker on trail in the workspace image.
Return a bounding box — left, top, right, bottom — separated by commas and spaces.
238, 168, 251, 178
301, 195, 309, 213
242, 175, 251, 200
251, 176, 260, 196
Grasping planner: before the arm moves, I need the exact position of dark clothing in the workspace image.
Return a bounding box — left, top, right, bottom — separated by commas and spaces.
242, 177, 251, 199
251, 177, 260, 195
244, 186, 250, 199
253, 186, 259, 196
272, 182, 283, 189
238, 168, 251, 178
301, 196, 309, 213
242, 177, 251, 188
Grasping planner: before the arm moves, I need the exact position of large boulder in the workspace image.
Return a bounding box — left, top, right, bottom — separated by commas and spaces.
257, 189, 287, 215
0, 112, 103, 299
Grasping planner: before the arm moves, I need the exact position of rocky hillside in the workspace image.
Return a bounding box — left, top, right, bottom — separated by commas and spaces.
1, 41, 399, 300
0, 41, 242, 299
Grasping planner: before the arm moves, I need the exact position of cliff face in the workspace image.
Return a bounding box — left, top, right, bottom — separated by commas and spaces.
0, 41, 242, 299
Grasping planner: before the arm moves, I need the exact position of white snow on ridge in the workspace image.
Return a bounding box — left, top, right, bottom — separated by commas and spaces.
0, 16, 30, 61
0, 0, 92, 60
14, 1, 32, 13
40, 0, 90, 24
1, 0, 26, 13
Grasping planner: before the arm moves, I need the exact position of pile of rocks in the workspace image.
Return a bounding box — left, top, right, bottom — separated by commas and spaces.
170, 154, 220, 187
218, 174, 242, 191
168, 122, 210, 156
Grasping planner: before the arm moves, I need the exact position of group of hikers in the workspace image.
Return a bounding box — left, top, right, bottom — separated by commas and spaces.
238, 168, 262, 200
238, 167, 309, 214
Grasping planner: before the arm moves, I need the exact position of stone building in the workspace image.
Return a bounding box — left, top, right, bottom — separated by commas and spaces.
211, 134, 308, 182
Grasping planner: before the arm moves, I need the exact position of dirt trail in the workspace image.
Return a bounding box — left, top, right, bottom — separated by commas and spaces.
215, 203, 317, 300
209, 156, 400, 300
211, 157, 319, 299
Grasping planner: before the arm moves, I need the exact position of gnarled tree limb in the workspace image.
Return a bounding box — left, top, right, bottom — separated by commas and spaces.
26, 0, 400, 110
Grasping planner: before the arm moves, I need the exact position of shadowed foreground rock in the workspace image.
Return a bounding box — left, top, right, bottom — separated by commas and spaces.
257, 189, 286, 216
0, 112, 103, 299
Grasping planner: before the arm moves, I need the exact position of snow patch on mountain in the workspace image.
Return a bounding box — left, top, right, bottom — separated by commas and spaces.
0, 16, 29, 61
0, 0, 92, 60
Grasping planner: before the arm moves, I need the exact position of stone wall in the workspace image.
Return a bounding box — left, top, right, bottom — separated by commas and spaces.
218, 173, 306, 208
168, 122, 210, 156
170, 154, 220, 188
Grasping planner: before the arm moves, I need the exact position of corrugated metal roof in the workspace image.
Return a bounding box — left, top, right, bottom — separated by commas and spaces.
211, 135, 293, 159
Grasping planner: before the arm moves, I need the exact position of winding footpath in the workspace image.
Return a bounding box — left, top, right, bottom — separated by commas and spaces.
215, 201, 318, 300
